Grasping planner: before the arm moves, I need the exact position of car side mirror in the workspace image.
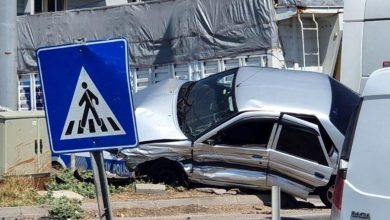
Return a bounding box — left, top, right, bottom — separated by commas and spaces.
207, 139, 215, 146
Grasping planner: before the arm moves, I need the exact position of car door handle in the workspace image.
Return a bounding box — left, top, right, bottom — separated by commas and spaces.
252, 155, 263, 159
314, 172, 325, 179
35, 140, 38, 154
40, 139, 43, 154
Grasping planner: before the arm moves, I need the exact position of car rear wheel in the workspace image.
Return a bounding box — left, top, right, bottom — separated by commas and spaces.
319, 183, 335, 208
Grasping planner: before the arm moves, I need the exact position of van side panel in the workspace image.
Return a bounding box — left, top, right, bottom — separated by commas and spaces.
342, 0, 390, 93
362, 21, 390, 78
340, 98, 390, 219
340, 22, 363, 92
365, 0, 390, 20
343, 0, 365, 21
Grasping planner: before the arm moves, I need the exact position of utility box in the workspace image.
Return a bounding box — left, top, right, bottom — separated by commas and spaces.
0, 111, 51, 179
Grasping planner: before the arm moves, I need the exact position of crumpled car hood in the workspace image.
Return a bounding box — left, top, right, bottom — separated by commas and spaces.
134, 79, 188, 143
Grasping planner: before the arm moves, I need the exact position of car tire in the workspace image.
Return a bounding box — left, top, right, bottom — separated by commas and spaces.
149, 161, 188, 187
319, 182, 335, 208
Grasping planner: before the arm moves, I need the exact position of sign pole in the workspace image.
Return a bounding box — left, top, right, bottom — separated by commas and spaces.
70, 153, 76, 171
91, 151, 114, 220
272, 185, 281, 220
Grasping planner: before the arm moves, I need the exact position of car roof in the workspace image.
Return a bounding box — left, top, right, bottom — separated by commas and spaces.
234, 67, 359, 136
235, 67, 332, 116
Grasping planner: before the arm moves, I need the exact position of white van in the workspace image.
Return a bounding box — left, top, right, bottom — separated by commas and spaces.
331, 68, 390, 219
341, 0, 390, 92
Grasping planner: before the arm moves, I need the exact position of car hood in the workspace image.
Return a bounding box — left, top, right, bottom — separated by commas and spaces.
134, 79, 188, 143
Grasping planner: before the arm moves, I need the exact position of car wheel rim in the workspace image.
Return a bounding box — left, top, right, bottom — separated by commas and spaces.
326, 185, 335, 203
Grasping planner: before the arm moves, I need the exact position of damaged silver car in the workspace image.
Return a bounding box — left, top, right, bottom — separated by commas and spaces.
121, 67, 359, 207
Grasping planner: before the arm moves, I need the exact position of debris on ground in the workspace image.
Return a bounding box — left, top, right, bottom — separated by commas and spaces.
195, 187, 240, 195
38, 190, 84, 201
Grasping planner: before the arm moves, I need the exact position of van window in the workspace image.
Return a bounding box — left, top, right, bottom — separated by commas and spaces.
341, 98, 363, 161
276, 125, 328, 166
213, 119, 275, 147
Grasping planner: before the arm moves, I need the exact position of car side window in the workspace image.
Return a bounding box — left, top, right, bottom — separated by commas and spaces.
212, 119, 275, 148
276, 125, 328, 166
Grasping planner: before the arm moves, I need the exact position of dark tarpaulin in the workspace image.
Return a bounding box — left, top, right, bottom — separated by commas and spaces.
277, 0, 343, 7
17, 0, 278, 72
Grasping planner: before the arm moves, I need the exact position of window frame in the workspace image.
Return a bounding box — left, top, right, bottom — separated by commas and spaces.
35, 0, 67, 13
18, 73, 44, 111
272, 114, 332, 166
205, 116, 278, 149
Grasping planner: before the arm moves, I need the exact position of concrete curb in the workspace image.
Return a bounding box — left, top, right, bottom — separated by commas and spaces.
0, 206, 50, 218
84, 212, 331, 220
82, 194, 263, 211
0, 195, 330, 219
86, 213, 267, 220
0, 195, 263, 218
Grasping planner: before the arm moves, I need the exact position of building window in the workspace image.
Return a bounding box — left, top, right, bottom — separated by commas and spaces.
18, 74, 32, 111
18, 73, 44, 111
35, 75, 44, 110
35, 0, 67, 13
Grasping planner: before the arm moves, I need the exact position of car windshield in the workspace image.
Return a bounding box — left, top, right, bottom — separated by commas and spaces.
178, 68, 238, 139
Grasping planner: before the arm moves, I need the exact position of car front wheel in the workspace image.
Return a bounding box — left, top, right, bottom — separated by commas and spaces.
147, 160, 189, 187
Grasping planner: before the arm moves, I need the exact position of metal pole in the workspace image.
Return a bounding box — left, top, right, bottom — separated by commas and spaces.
70, 153, 76, 171
272, 185, 281, 220
29, 0, 35, 15
91, 151, 114, 220
0, 0, 18, 110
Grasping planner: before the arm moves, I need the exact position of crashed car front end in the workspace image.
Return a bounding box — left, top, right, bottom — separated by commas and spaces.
124, 140, 192, 172
120, 78, 192, 179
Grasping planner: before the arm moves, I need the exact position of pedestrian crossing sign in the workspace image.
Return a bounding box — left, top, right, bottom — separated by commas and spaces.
37, 39, 138, 153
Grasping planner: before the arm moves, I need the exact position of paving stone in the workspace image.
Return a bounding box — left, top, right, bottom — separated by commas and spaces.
20, 207, 49, 217
135, 183, 166, 194
212, 189, 227, 195
0, 207, 21, 218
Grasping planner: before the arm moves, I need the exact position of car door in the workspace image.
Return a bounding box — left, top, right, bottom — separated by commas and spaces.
192, 113, 278, 188
267, 114, 333, 198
